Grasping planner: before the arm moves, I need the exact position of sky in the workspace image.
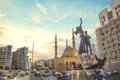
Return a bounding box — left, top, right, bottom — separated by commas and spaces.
0, 0, 113, 61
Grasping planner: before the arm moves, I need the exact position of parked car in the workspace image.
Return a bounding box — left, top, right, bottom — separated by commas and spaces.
29, 74, 35, 79
54, 72, 63, 79
8, 74, 16, 79
20, 71, 26, 76
0, 74, 8, 80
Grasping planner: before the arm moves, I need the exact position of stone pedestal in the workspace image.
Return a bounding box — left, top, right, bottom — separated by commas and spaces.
81, 53, 94, 69
77, 69, 104, 80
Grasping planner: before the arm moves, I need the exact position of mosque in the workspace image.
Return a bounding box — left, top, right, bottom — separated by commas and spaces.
54, 29, 81, 72
53, 29, 96, 72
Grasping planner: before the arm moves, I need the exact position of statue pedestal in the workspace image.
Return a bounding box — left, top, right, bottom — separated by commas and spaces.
78, 69, 104, 80
81, 53, 94, 69
78, 53, 106, 79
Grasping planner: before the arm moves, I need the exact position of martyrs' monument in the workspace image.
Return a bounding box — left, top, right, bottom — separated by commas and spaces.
73, 18, 107, 80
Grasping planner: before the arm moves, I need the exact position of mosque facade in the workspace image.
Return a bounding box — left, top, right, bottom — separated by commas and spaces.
54, 29, 81, 72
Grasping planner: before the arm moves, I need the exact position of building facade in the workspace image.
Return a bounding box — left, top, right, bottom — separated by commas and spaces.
35, 60, 45, 69
49, 59, 54, 70
96, 0, 120, 62
54, 29, 81, 72
12, 47, 29, 70
35, 59, 52, 71
0, 45, 12, 70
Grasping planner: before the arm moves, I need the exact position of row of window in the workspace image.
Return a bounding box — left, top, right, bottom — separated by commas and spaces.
115, 4, 120, 10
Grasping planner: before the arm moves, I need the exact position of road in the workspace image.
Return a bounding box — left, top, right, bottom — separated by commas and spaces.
7, 75, 29, 80
8, 75, 57, 80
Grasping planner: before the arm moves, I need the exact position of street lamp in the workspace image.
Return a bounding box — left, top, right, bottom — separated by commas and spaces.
24, 40, 34, 70
32, 42, 34, 70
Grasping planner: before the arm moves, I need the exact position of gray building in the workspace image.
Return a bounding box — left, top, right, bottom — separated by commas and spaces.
0, 45, 12, 70
12, 47, 29, 70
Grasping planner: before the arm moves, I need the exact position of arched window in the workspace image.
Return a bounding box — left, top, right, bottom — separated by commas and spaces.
70, 62, 72, 69
60, 62, 62, 70
66, 62, 68, 69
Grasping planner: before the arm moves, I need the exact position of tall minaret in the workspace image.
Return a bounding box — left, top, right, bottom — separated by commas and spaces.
66, 38, 68, 48
55, 33, 58, 58
72, 29, 76, 57
72, 29, 76, 50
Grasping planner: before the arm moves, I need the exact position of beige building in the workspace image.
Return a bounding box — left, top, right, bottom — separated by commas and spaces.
54, 29, 81, 72
96, 0, 120, 62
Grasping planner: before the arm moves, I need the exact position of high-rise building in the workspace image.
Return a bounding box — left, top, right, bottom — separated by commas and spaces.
49, 59, 54, 70
12, 47, 29, 70
0, 45, 12, 70
96, 0, 120, 62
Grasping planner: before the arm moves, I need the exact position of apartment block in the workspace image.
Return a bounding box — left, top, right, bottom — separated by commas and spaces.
12, 47, 29, 70
0, 45, 12, 70
96, 0, 120, 62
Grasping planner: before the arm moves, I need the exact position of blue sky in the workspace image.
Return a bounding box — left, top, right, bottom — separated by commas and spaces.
0, 0, 113, 60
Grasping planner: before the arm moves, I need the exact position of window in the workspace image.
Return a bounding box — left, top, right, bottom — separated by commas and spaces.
104, 47, 106, 50
108, 11, 113, 19
101, 33, 104, 36
115, 7, 117, 10
116, 11, 119, 17
103, 16, 105, 21
102, 21, 104, 25
118, 44, 120, 47
66, 62, 68, 69
118, 5, 120, 8
102, 43, 104, 46
113, 44, 115, 49
118, 37, 120, 41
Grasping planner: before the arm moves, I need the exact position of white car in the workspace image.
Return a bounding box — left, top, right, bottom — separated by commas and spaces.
54, 72, 63, 78
0, 74, 8, 80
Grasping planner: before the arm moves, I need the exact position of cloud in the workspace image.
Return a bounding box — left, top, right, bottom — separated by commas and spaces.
0, 23, 58, 60
0, 13, 6, 17
54, 13, 70, 24
0, 13, 6, 22
0, 43, 6, 47
35, 0, 47, 14
31, 14, 41, 23
0, 26, 8, 30
0, 28, 5, 36
87, 28, 95, 36
27, 49, 55, 61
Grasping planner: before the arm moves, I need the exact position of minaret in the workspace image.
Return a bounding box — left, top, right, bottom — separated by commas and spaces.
66, 38, 68, 48
72, 29, 76, 57
72, 29, 76, 51
55, 33, 58, 58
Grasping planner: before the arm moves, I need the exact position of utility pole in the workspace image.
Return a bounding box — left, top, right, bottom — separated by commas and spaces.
32, 42, 34, 70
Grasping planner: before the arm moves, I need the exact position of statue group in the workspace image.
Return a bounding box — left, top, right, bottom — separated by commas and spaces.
74, 18, 92, 54
73, 18, 107, 69
72, 18, 107, 80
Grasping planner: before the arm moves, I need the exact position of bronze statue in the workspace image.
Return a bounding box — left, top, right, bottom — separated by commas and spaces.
79, 31, 86, 54
74, 18, 83, 35
85, 31, 92, 54
73, 18, 107, 70
87, 55, 107, 69
74, 18, 92, 54
72, 55, 107, 70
